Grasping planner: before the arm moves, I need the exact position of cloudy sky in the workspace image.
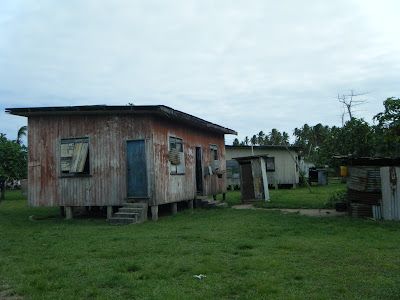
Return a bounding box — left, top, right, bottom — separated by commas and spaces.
1, 0, 399, 145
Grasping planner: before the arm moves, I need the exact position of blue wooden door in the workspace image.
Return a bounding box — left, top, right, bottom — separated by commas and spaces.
127, 140, 147, 197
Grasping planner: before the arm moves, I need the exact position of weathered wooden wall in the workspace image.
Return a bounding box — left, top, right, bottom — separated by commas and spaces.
226, 147, 299, 185
28, 114, 154, 207
27, 113, 227, 207
152, 117, 227, 206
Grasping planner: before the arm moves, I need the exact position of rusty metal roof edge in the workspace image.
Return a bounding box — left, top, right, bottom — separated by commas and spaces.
6, 105, 237, 135
158, 105, 237, 135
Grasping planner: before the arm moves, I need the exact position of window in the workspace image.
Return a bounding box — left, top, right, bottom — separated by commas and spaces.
60, 138, 90, 176
266, 157, 275, 172
169, 136, 185, 174
210, 144, 219, 173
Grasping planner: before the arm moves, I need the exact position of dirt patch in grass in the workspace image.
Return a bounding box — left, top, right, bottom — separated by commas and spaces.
0, 283, 23, 300
231, 204, 348, 217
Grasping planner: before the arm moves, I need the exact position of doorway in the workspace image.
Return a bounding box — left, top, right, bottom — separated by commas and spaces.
195, 147, 203, 194
127, 140, 147, 198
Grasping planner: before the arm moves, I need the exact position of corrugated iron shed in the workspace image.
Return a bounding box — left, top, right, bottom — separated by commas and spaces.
335, 156, 400, 219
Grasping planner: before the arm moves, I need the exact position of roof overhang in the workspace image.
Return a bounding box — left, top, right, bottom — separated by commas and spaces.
6, 105, 237, 135
226, 145, 302, 151
233, 155, 269, 161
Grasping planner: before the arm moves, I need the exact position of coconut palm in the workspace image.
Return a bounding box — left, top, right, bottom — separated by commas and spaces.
17, 126, 27, 146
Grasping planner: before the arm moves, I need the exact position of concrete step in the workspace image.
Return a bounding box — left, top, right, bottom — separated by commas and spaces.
114, 212, 139, 219
123, 202, 147, 208
195, 197, 228, 209
107, 202, 148, 225
107, 217, 136, 225
119, 207, 147, 222
119, 207, 142, 213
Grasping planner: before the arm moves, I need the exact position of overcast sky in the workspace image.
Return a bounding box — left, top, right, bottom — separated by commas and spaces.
1, 0, 400, 145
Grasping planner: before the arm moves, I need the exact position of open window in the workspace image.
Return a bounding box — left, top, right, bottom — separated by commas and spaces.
60, 138, 90, 176
169, 136, 185, 174
210, 144, 219, 173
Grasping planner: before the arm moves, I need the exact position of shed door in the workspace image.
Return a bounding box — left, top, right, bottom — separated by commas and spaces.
240, 162, 255, 201
127, 140, 147, 197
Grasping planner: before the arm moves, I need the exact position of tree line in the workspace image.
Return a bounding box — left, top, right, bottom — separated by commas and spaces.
232, 97, 400, 171
0, 129, 27, 202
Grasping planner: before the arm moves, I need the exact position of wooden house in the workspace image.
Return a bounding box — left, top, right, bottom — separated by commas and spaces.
226, 145, 301, 189
6, 105, 236, 222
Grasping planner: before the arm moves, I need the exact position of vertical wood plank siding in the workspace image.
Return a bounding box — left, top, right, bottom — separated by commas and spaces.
152, 117, 227, 206
28, 114, 153, 207
27, 113, 227, 207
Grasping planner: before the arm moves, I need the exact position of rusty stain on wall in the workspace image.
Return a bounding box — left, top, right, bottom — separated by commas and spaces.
21, 107, 234, 208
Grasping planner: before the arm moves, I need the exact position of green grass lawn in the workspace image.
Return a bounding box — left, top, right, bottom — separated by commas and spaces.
1, 190, 400, 299
220, 178, 347, 209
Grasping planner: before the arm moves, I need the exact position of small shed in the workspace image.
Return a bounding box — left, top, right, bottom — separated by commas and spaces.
6, 105, 237, 222
337, 156, 400, 219
226, 146, 301, 189
233, 155, 270, 203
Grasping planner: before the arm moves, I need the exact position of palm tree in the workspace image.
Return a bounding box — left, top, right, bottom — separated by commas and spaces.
17, 126, 27, 146
269, 128, 282, 145
250, 135, 257, 146
257, 131, 265, 146
282, 132, 289, 145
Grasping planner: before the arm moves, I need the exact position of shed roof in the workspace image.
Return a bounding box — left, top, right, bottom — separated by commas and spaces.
6, 105, 237, 135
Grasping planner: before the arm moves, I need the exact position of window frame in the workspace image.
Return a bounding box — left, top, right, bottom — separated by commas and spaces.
60, 137, 91, 177
169, 136, 185, 175
266, 157, 275, 172
210, 144, 219, 173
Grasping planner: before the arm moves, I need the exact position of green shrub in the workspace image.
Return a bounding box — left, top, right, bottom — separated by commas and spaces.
325, 189, 348, 208
298, 171, 308, 188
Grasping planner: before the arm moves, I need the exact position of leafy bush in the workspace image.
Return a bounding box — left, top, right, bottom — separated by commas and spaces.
325, 189, 348, 208
298, 171, 308, 188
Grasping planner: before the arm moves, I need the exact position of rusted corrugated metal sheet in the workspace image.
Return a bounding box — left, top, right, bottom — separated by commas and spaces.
347, 189, 381, 206
349, 203, 373, 218
380, 167, 400, 221
347, 166, 381, 192
346, 166, 382, 218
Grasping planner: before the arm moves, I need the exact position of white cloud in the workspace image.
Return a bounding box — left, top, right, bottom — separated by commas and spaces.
1, 0, 399, 145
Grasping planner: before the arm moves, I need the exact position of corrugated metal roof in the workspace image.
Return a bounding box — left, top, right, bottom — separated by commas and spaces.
6, 105, 237, 135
